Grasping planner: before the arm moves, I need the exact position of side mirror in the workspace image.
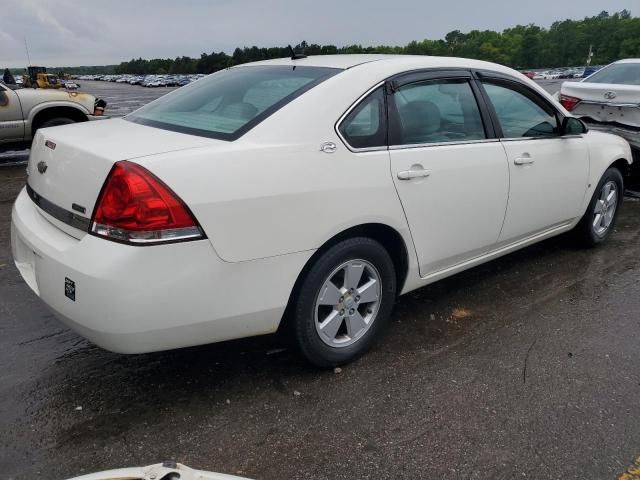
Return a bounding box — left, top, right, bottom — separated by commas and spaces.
561, 116, 588, 135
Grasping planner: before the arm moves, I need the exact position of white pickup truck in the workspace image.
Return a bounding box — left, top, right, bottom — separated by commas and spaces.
0, 82, 106, 148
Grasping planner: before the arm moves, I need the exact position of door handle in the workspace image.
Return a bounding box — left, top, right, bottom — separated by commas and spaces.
397, 169, 431, 180
514, 154, 534, 166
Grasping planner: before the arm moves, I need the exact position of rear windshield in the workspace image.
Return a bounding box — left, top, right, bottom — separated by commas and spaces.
584, 63, 640, 85
127, 65, 340, 140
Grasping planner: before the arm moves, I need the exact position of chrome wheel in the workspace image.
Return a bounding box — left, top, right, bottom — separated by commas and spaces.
593, 180, 618, 237
314, 259, 381, 348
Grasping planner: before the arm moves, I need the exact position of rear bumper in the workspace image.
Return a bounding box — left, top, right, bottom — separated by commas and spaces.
582, 121, 640, 149
11, 187, 312, 353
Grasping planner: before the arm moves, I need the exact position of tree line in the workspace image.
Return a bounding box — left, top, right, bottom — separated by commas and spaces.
58, 10, 640, 75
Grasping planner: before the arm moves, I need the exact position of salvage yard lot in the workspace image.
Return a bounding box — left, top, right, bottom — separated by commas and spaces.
2, 78, 640, 480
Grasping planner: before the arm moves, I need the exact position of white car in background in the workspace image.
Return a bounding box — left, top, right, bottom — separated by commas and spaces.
560, 59, 640, 154
67, 462, 250, 480
12, 54, 632, 367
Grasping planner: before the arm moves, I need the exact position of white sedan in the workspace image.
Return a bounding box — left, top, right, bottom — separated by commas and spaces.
559, 59, 640, 152
11, 54, 632, 367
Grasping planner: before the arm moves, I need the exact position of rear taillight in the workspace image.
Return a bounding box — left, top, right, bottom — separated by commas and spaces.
559, 94, 581, 112
90, 161, 204, 245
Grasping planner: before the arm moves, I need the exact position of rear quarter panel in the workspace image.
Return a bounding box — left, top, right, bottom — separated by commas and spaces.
138, 139, 411, 264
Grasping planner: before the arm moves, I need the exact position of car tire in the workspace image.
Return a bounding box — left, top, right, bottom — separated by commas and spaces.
292, 237, 396, 368
574, 167, 624, 247
38, 117, 76, 129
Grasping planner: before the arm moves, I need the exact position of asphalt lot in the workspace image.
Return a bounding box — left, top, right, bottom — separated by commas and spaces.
2, 78, 640, 480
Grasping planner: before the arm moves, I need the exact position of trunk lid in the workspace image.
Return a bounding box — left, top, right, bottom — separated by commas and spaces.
561, 81, 640, 127
562, 81, 640, 104
27, 118, 216, 238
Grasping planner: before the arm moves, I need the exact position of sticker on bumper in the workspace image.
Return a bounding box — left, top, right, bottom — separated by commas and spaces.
65, 277, 76, 301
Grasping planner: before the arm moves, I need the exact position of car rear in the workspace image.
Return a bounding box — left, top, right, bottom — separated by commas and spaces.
559, 60, 640, 149
11, 63, 342, 353
11, 128, 300, 352
11, 119, 230, 350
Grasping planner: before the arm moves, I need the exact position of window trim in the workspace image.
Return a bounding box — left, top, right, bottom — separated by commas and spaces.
474, 73, 568, 141
386, 72, 495, 148
388, 138, 500, 151
335, 81, 389, 153
335, 67, 577, 154
389, 68, 473, 90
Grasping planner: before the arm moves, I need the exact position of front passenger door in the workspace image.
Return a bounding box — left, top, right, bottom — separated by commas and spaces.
479, 79, 589, 245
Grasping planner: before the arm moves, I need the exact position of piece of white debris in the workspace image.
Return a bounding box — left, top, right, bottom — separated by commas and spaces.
225, 399, 231, 404
334, 367, 342, 374
293, 390, 301, 397
266, 348, 286, 356
75, 406, 82, 411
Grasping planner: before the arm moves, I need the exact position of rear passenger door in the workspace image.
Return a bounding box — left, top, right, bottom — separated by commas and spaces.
388, 71, 510, 276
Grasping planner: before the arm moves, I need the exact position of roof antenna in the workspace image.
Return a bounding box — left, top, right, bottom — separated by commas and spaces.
24, 37, 32, 66
288, 44, 307, 60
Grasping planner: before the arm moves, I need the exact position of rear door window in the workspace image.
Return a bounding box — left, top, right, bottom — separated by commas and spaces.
389, 79, 486, 146
127, 65, 340, 140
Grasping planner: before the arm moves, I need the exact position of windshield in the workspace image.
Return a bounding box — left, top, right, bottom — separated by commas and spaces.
127, 65, 340, 140
584, 63, 640, 85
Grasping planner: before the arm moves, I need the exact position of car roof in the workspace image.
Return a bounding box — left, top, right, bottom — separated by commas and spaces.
233, 54, 514, 73
233, 54, 394, 69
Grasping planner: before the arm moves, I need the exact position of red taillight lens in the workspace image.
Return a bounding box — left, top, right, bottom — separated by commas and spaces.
91, 161, 204, 244
559, 94, 581, 112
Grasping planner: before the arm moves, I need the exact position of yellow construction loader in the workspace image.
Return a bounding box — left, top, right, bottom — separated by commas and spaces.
22, 66, 63, 89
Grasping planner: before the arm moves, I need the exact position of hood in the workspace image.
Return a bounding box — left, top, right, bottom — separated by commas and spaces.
15, 87, 97, 113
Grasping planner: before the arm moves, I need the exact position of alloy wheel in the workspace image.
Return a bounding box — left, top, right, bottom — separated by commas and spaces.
593, 180, 618, 237
314, 259, 382, 348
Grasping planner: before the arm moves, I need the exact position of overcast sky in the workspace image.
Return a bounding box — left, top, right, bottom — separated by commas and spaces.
1, 0, 636, 67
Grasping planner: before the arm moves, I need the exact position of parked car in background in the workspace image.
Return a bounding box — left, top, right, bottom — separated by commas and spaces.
12, 55, 631, 367
0, 82, 106, 147
581, 66, 601, 78
67, 462, 250, 480
560, 58, 640, 180
74, 73, 200, 88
